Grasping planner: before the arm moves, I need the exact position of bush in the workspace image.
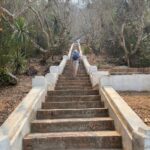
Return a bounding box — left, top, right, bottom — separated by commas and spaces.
139, 55, 150, 67
0, 68, 17, 86
82, 45, 91, 54
11, 51, 27, 74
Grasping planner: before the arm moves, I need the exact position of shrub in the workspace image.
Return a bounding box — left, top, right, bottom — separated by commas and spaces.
11, 51, 27, 74
82, 45, 91, 54
0, 68, 17, 86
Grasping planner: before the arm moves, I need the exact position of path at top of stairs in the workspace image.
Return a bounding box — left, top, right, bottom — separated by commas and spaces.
23, 61, 122, 150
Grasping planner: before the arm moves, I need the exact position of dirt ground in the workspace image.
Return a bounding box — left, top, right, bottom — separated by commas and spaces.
119, 92, 150, 126
0, 59, 49, 126
0, 75, 32, 125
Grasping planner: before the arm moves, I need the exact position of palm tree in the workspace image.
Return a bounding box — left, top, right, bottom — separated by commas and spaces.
11, 17, 29, 74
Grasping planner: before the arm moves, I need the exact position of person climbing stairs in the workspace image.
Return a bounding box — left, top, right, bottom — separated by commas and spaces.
23, 61, 122, 150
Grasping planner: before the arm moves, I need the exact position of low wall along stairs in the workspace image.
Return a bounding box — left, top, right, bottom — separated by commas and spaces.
0, 43, 150, 150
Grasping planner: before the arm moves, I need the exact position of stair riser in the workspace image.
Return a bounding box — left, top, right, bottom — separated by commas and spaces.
23, 136, 122, 150
37, 109, 108, 119
42, 101, 103, 109
63, 72, 87, 74
31, 120, 115, 133
56, 85, 92, 88
55, 86, 92, 90
59, 79, 90, 82
57, 80, 91, 83
56, 82, 92, 87
23, 61, 123, 150
46, 95, 101, 102
63, 71, 86, 73
59, 78, 90, 81
48, 90, 99, 96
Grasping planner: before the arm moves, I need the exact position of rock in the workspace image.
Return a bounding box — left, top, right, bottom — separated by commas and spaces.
26, 66, 38, 76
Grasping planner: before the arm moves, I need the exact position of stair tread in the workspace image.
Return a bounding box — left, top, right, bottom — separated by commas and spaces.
23, 60, 123, 150
44, 101, 101, 104
32, 117, 113, 123
38, 108, 107, 111
47, 95, 100, 98
50, 89, 97, 91
24, 131, 121, 139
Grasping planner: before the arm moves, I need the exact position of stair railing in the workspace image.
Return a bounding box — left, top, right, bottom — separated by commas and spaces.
78, 42, 150, 150
46, 43, 74, 90
0, 43, 75, 150
78, 42, 109, 88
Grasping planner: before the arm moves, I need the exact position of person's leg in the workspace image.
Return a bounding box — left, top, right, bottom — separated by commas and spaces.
72, 61, 76, 77
74, 61, 79, 77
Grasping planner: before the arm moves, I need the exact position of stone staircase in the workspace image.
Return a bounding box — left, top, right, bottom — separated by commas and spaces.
23, 61, 122, 150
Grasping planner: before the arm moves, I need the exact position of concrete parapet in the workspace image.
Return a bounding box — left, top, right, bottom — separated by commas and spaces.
68, 43, 74, 59
0, 87, 46, 150
100, 74, 150, 91
79, 40, 150, 150
45, 73, 58, 90
90, 71, 109, 87
100, 86, 150, 150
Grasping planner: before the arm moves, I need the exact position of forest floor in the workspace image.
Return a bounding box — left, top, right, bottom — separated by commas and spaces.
0, 58, 53, 126
119, 92, 150, 126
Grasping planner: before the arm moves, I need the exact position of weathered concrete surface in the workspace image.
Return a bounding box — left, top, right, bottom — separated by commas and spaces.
79, 41, 150, 150
46, 95, 101, 102
23, 131, 122, 150
48, 89, 99, 96
100, 86, 150, 150
100, 74, 150, 91
36, 108, 109, 119
90, 71, 109, 87
31, 118, 115, 133
23, 60, 122, 150
0, 132, 10, 150
0, 87, 46, 150
42, 101, 104, 109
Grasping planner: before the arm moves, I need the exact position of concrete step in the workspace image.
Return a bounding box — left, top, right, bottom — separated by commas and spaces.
61, 73, 89, 76
48, 90, 99, 96
56, 84, 92, 88
63, 72, 88, 75
37, 108, 109, 119
57, 82, 91, 86
46, 95, 101, 102
42, 101, 104, 109
31, 117, 115, 133
57, 79, 91, 85
59, 76, 90, 80
55, 86, 92, 90
23, 131, 122, 150
58, 78, 91, 81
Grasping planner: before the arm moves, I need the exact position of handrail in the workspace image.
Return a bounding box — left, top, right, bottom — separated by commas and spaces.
68, 43, 74, 59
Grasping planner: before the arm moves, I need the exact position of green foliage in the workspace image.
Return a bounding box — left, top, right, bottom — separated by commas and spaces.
0, 18, 12, 68
11, 51, 27, 74
0, 68, 15, 86
0, 17, 29, 73
37, 32, 48, 49
10, 17, 28, 74
82, 45, 91, 54
0, 49, 11, 68
139, 55, 150, 67
12, 17, 29, 47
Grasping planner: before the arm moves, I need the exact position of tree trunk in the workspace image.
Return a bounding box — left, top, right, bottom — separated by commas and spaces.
120, 23, 131, 67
